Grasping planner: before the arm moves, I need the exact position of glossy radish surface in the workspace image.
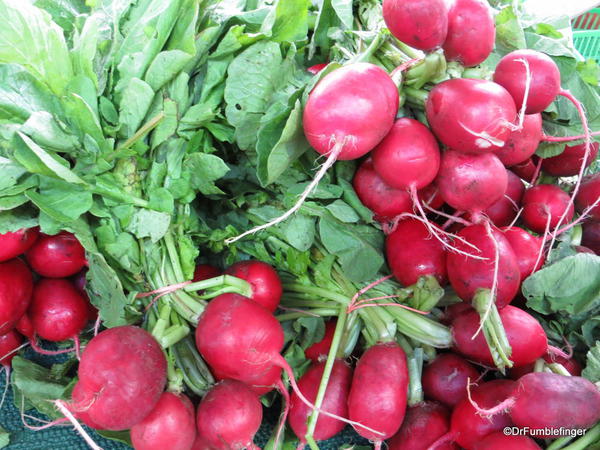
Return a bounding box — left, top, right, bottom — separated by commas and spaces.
0, 330, 23, 367
501, 227, 544, 280
225, 260, 282, 312
493, 113, 542, 167
576, 173, 600, 221
582, 221, 600, 254
542, 141, 599, 177
26, 231, 86, 278
482, 170, 525, 227
522, 184, 574, 233
0, 258, 33, 335
304, 320, 336, 362
0, 228, 39, 263
422, 353, 479, 407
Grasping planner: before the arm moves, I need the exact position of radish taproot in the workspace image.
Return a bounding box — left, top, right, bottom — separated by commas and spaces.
482, 171, 525, 227
422, 353, 479, 407
224, 260, 282, 312
522, 184, 574, 233
493, 113, 542, 167
0, 258, 33, 335
542, 141, 599, 177
387, 401, 454, 450
0, 228, 39, 263
26, 231, 86, 278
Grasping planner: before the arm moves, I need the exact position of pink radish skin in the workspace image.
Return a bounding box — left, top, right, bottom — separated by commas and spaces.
576, 173, 600, 221
190, 436, 214, 450
348, 342, 408, 442
426, 79, 517, 154
493, 50, 561, 114
371, 118, 441, 190
443, 0, 495, 67
482, 171, 525, 227
437, 150, 508, 216
501, 227, 544, 280
26, 232, 86, 278
451, 380, 516, 450
511, 157, 538, 181
0, 330, 23, 367
304, 320, 336, 362
224, 261, 282, 312
0, 259, 33, 335
16, 314, 33, 340
289, 360, 352, 443
131, 392, 196, 450
29, 279, 88, 342
386, 219, 448, 286
382, 0, 448, 51
493, 114, 542, 166
446, 224, 521, 308
582, 221, 600, 254
72, 326, 167, 431
0, 228, 39, 263
197, 380, 262, 450
303, 63, 399, 160
422, 353, 479, 407
452, 306, 547, 368
472, 431, 540, 450
542, 142, 599, 176
387, 401, 455, 450
522, 185, 575, 233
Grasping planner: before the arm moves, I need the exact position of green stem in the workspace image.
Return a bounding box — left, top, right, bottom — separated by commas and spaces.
403, 86, 429, 108
276, 309, 338, 321
547, 436, 576, 450
407, 348, 424, 406
561, 422, 600, 450
159, 325, 190, 348
386, 307, 452, 348
351, 31, 386, 64
410, 275, 444, 312
185, 275, 252, 297
163, 233, 185, 282
91, 184, 149, 208
391, 37, 422, 59
108, 112, 165, 160
283, 283, 349, 305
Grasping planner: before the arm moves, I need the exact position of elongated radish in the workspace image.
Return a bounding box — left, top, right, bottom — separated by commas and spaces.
422, 353, 479, 407
387, 401, 454, 450
305, 320, 336, 362
501, 227, 544, 280
522, 184, 574, 233
493, 113, 542, 167
426, 79, 517, 153
0, 228, 39, 263
0, 258, 33, 335
482, 171, 525, 227
382, 0, 448, 51
226, 63, 398, 244
542, 141, 599, 176
26, 231, 86, 278
472, 431, 540, 450
224, 260, 282, 312
576, 173, 600, 221
509, 353, 582, 380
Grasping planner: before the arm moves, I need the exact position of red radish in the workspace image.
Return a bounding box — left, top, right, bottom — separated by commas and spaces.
26, 231, 86, 278
72, 270, 97, 321
0, 330, 23, 367
197, 379, 262, 450
450, 380, 516, 449
193, 264, 221, 282
224, 261, 282, 312
522, 184, 574, 233
348, 342, 408, 444
510, 354, 582, 380
422, 353, 479, 407
576, 173, 600, 221
493, 114, 542, 167
482, 171, 525, 227
582, 221, 600, 254
493, 50, 561, 114
0, 228, 39, 262
426, 79, 517, 154
190, 436, 213, 450
16, 314, 33, 340
289, 360, 352, 444
0, 258, 33, 335
131, 392, 196, 450
386, 219, 447, 286
576, 245, 595, 254
437, 150, 508, 217
501, 227, 544, 280
472, 432, 540, 450
511, 157, 538, 181
452, 306, 547, 368
443, 0, 495, 67
419, 182, 445, 210
304, 320, 336, 362
382, 0, 448, 51
446, 224, 521, 308
307, 63, 327, 74
441, 303, 472, 325
387, 401, 455, 450
71, 326, 167, 430
542, 141, 599, 176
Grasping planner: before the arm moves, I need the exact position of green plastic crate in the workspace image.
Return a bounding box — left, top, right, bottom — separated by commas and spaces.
573, 8, 600, 60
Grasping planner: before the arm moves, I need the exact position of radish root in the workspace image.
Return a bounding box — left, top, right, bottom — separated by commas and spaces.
465, 377, 515, 418
54, 399, 104, 450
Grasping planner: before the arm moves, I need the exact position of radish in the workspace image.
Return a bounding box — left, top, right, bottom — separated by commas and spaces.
450, 379, 516, 449
426, 79, 517, 154
0, 258, 33, 335
348, 342, 408, 447
482, 171, 525, 227
521, 184, 574, 233
472, 432, 540, 450
382, 0, 448, 51
0, 330, 23, 368
190, 436, 213, 450
289, 360, 352, 444
386, 218, 447, 286
452, 306, 547, 368
226, 63, 398, 244
0, 228, 39, 262
576, 173, 600, 221
419, 182, 445, 210
193, 264, 221, 282
304, 320, 336, 362
582, 221, 600, 254
16, 313, 33, 340
26, 231, 86, 278
443, 0, 495, 67
197, 379, 262, 450
501, 227, 544, 280
224, 260, 282, 312
441, 303, 472, 325
437, 150, 508, 219
422, 353, 479, 407
542, 141, 599, 176
307, 63, 327, 75
387, 401, 454, 450
509, 354, 582, 380
493, 113, 542, 167
131, 392, 196, 450
70, 326, 167, 430
511, 157, 538, 182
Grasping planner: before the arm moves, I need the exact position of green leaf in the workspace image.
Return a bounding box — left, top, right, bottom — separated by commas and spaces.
34, 0, 89, 38
583, 342, 600, 383
0, 426, 9, 449
118, 78, 155, 138
281, 214, 315, 252
184, 153, 230, 195
21, 111, 79, 153
0, 157, 26, 191
495, 5, 526, 51
86, 252, 130, 327
326, 199, 360, 223
0, 194, 28, 211
26, 178, 93, 223
0, 206, 38, 233
127, 209, 171, 243
96, 430, 132, 447
261, 0, 310, 43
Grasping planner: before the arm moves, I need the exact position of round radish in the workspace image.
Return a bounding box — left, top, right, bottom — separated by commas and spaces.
582, 221, 600, 254
193, 264, 221, 282
501, 227, 544, 280
386, 219, 447, 286
542, 141, 599, 176
493, 49, 561, 114
16, 313, 33, 340
522, 184, 574, 233
0, 258, 33, 335
511, 157, 538, 182
304, 320, 336, 362
426, 79, 517, 154
493, 113, 542, 167
576, 173, 600, 221
26, 231, 86, 278
419, 182, 445, 210
131, 392, 196, 450
422, 353, 479, 407
443, 0, 495, 67
382, 0, 448, 51
482, 171, 525, 227
0, 330, 23, 367
387, 401, 454, 450
0, 228, 39, 263
348, 342, 408, 442
197, 379, 262, 450
473, 431, 540, 450
224, 260, 282, 312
